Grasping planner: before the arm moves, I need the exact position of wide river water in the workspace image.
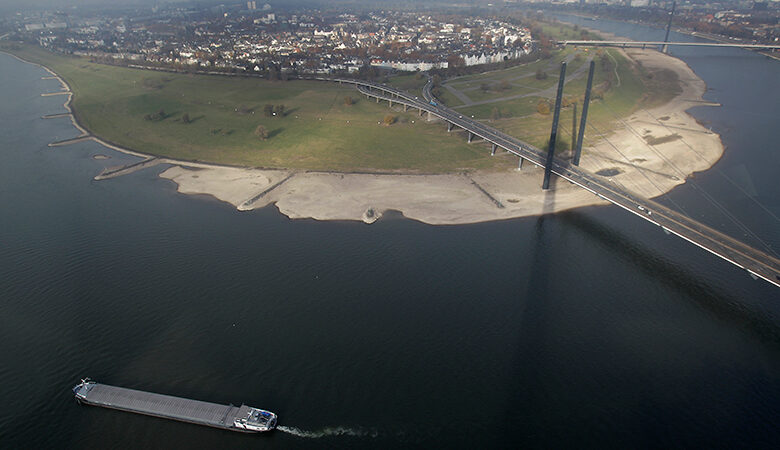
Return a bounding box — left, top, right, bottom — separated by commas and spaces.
1, 17, 779, 448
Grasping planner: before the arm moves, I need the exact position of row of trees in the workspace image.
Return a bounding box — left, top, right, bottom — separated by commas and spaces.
480, 79, 512, 93
144, 108, 167, 121
143, 109, 197, 124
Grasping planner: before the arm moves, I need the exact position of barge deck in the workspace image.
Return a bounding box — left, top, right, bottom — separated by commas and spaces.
72, 379, 276, 433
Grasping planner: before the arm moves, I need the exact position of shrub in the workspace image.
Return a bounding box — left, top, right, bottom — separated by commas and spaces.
537, 100, 551, 115
254, 125, 269, 140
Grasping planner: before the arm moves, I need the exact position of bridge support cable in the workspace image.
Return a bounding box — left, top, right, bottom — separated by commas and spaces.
579, 118, 671, 200
642, 107, 780, 235
578, 102, 777, 260
543, 62, 567, 190
594, 85, 777, 257
574, 60, 595, 166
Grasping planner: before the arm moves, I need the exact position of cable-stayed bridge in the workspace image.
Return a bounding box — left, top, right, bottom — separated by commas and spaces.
557, 40, 780, 50
309, 76, 780, 289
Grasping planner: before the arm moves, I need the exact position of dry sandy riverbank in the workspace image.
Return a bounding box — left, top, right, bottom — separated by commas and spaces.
159, 48, 722, 224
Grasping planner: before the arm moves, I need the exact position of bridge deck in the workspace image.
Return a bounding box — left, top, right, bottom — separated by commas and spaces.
558, 40, 780, 49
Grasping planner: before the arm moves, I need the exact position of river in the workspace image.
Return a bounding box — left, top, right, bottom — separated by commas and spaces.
0, 16, 779, 449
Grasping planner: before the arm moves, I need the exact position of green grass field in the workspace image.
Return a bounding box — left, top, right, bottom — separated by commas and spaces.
441, 45, 680, 153
3, 25, 676, 172
494, 49, 681, 152
2, 43, 514, 173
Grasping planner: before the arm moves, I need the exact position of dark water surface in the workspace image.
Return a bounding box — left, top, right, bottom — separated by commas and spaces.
1, 18, 779, 448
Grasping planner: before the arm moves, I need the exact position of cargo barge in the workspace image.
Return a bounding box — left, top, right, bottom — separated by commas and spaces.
72, 379, 276, 433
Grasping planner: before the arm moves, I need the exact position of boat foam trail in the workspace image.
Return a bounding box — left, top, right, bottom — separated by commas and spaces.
277, 425, 379, 438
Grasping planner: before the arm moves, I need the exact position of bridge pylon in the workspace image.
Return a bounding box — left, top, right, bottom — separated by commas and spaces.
574, 60, 595, 166
543, 62, 567, 190
662, 0, 677, 54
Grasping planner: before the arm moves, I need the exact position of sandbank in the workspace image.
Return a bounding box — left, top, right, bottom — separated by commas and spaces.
11, 47, 722, 225
160, 48, 722, 224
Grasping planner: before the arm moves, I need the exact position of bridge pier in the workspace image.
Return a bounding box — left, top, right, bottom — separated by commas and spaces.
389, 100, 392, 108
447, 122, 454, 132
518, 157, 524, 170
404, 104, 408, 112
491, 143, 497, 156
419, 108, 424, 116
376, 96, 380, 103
468, 132, 473, 143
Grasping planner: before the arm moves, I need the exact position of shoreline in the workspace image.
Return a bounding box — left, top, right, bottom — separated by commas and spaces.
5, 46, 723, 225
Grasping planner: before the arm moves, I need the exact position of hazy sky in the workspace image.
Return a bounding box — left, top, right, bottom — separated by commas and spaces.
0, 0, 462, 13
2, 0, 465, 14
1, 0, 188, 13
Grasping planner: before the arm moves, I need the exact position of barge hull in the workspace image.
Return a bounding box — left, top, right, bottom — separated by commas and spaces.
75, 383, 251, 432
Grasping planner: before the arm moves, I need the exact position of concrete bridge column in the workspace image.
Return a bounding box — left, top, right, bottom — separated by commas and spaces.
574, 60, 595, 167
518, 157, 524, 170
543, 62, 568, 190
447, 122, 454, 132
376, 96, 380, 103
419, 108, 424, 116
491, 143, 497, 156
404, 104, 408, 112
389, 100, 393, 108
468, 132, 474, 143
